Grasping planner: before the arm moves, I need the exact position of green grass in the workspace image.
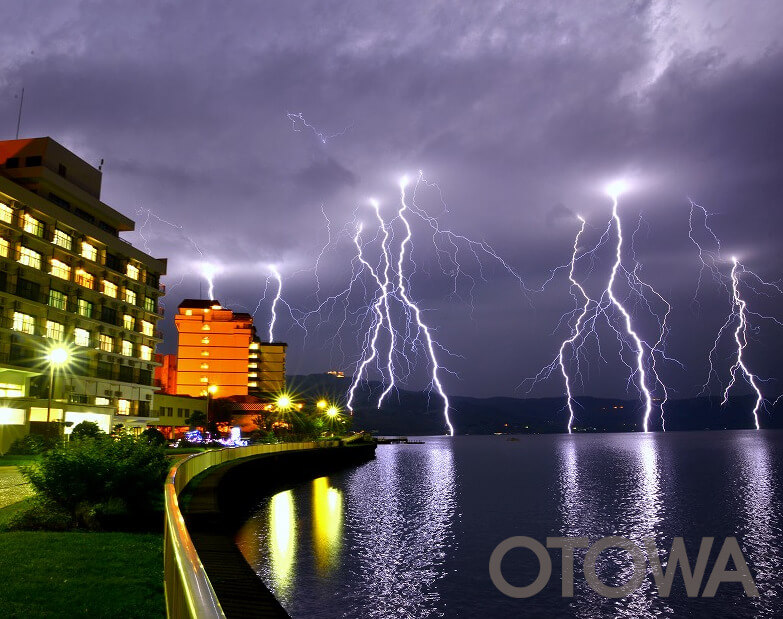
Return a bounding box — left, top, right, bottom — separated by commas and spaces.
0, 497, 34, 530
0, 529, 163, 617
0, 454, 41, 467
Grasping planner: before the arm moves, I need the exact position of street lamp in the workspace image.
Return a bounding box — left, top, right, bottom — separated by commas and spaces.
46, 346, 69, 429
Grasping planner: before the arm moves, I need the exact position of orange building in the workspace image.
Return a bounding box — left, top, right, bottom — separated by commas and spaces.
174, 299, 256, 397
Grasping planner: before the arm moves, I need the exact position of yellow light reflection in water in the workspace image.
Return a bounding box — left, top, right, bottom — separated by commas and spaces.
312, 476, 343, 575
269, 490, 296, 592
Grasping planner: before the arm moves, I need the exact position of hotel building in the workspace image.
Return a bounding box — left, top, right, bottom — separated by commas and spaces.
0, 138, 166, 452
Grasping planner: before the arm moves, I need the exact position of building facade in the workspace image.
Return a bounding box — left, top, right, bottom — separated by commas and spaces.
0, 138, 166, 452
174, 299, 286, 399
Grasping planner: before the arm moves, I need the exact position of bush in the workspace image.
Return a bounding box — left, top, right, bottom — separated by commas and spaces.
20, 435, 170, 530
70, 421, 106, 440
7, 434, 57, 455
139, 426, 167, 446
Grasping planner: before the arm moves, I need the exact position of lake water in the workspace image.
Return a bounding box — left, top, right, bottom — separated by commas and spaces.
235, 431, 783, 618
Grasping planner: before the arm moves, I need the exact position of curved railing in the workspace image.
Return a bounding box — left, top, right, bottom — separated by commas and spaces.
164, 441, 338, 618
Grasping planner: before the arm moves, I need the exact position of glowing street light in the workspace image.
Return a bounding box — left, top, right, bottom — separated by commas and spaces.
276, 394, 293, 412
316, 399, 328, 410
46, 346, 70, 427
326, 406, 339, 418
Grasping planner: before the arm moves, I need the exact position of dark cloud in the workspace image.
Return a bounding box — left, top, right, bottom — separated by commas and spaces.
2, 1, 782, 400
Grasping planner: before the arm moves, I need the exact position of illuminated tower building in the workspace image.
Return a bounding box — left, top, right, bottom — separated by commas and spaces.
0, 138, 167, 451
255, 342, 286, 394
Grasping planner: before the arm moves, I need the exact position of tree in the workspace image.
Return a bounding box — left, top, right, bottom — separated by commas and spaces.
140, 426, 167, 446
185, 410, 207, 430
70, 421, 105, 440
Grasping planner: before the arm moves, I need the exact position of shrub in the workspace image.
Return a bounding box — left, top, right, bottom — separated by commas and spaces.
7, 433, 57, 455
139, 426, 167, 446
70, 421, 106, 440
21, 435, 170, 530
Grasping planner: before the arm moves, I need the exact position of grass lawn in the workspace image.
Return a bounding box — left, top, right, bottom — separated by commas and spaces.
0, 526, 163, 617
0, 454, 40, 467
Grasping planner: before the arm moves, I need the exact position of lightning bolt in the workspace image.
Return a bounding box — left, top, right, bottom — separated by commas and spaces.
721, 257, 763, 429
286, 112, 353, 144
200, 263, 218, 300
268, 265, 283, 342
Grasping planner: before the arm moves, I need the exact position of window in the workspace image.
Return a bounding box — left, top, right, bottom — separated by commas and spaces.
0, 203, 12, 224
22, 213, 43, 237
123, 314, 135, 330
140, 345, 152, 361
248, 362, 258, 369
126, 264, 139, 280
98, 334, 113, 352
74, 328, 90, 347
45, 320, 64, 341
185, 309, 193, 316
18, 246, 41, 269
95, 397, 110, 406
52, 229, 72, 250
77, 299, 93, 318
15, 278, 40, 301
119, 365, 133, 382
121, 340, 133, 356
140, 320, 153, 336
0, 383, 23, 398
101, 306, 117, 324
201, 336, 210, 345
248, 382, 258, 388
0, 237, 8, 257
201, 323, 210, 331
4, 158, 18, 170
200, 350, 209, 357
12, 312, 35, 334
117, 399, 130, 415
138, 369, 151, 385
25, 156, 42, 167
75, 269, 95, 289
102, 280, 117, 298
97, 361, 112, 379
58, 163, 67, 177
81, 242, 97, 261
200, 362, 209, 370
105, 253, 121, 271
50, 258, 71, 280
144, 296, 156, 313
200, 376, 209, 384
48, 289, 67, 310
124, 288, 136, 305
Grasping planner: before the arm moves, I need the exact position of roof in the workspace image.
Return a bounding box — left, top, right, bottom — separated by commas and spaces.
178, 299, 221, 309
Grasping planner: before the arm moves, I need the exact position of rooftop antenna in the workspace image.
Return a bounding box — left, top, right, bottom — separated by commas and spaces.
98, 158, 104, 172
15, 87, 24, 140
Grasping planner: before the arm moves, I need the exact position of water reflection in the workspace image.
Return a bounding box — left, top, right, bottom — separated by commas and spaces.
312, 476, 343, 576
269, 490, 297, 597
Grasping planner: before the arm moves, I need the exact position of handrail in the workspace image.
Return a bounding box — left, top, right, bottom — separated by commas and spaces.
164, 441, 339, 618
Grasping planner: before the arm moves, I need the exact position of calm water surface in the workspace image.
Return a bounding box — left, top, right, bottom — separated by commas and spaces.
236, 431, 783, 618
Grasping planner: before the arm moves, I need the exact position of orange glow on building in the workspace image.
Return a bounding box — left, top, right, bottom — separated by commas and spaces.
175, 299, 255, 397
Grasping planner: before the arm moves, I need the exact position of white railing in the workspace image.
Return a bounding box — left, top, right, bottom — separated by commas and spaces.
164, 441, 338, 618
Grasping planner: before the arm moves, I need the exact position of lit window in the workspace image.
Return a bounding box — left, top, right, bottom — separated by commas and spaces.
248, 382, 258, 388
53, 229, 72, 250
12, 312, 35, 334
200, 376, 209, 383
200, 362, 209, 370
48, 289, 67, 310
98, 334, 113, 352
185, 309, 193, 316
81, 242, 97, 261
201, 336, 210, 344
126, 264, 139, 280
249, 342, 259, 350
248, 372, 258, 378
22, 213, 43, 237
140, 345, 152, 361
0, 237, 8, 257
202, 323, 210, 331
144, 296, 156, 313
45, 320, 64, 341
121, 340, 133, 356
50, 258, 71, 280
95, 397, 110, 406
248, 362, 258, 369
124, 288, 136, 305
123, 314, 135, 330
74, 328, 90, 347
0, 203, 13, 224
75, 269, 95, 289
249, 352, 258, 359
77, 299, 93, 318
18, 246, 41, 269
140, 320, 153, 336
200, 350, 209, 357
0, 383, 23, 398
102, 280, 117, 298
117, 399, 130, 415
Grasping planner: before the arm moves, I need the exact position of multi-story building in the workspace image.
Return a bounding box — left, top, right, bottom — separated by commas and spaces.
0, 137, 166, 452
174, 299, 286, 399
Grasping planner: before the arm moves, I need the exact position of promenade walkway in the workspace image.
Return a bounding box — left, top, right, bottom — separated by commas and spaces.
0, 466, 32, 509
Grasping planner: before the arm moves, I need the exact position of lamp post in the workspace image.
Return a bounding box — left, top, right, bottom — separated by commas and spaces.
46, 346, 69, 433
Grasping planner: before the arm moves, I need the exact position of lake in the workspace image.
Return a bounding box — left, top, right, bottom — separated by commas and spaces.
236, 431, 783, 618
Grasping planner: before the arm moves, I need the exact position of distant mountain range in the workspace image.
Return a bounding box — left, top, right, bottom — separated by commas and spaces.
287, 373, 783, 435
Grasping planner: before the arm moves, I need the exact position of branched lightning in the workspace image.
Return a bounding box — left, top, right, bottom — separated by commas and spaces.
286, 112, 353, 144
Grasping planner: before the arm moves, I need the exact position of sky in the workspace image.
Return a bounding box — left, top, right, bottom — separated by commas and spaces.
2, 1, 782, 402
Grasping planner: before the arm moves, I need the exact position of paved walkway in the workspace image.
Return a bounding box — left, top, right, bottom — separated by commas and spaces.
0, 467, 33, 509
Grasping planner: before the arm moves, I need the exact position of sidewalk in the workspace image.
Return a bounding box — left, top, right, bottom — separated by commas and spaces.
0, 467, 33, 509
